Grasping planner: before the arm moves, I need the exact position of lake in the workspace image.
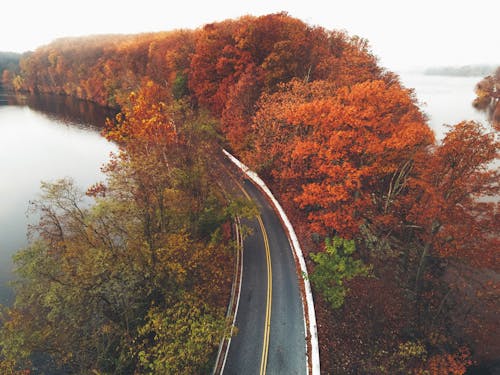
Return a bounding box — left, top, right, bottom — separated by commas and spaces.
0, 90, 117, 305
398, 72, 487, 140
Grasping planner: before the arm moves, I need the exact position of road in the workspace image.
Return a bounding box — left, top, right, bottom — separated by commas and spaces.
222, 163, 307, 375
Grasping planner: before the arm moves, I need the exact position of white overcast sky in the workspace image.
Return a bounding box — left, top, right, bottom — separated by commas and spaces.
1, 0, 499, 71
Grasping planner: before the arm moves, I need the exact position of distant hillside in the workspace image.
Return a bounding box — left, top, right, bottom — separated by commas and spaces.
0, 51, 21, 73
424, 64, 497, 77
0, 51, 21, 87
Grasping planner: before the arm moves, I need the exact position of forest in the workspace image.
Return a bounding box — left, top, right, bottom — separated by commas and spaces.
424, 65, 496, 77
0, 52, 20, 87
1, 12, 499, 374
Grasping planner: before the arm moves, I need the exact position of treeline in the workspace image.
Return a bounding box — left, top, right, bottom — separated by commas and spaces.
2, 12, 499, 374
425, 64, 496, 77
0, 51, 21, 87
474, 66, 500, 130
8, 13, 386, 111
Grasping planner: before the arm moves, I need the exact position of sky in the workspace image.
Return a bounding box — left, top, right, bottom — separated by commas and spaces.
1, 0, 499, 71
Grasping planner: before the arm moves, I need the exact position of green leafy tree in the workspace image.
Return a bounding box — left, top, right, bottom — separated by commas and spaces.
310, 236, 371, 309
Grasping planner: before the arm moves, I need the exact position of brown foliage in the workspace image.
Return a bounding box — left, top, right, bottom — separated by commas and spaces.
407, 121, 499, 270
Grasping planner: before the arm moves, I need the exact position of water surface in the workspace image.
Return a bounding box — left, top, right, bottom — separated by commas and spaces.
399, 73, 487, 140
0, 90, 117, 305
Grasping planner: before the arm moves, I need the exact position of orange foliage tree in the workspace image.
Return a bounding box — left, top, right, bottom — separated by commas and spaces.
473, 66, 500, 130
409, 121, 499, 271
250, 78, 434, 238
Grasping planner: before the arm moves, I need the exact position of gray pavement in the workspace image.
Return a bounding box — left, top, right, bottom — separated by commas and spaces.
223, 172, 307, 374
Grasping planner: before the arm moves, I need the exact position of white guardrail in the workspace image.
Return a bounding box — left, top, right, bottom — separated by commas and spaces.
223, 150, 320, 375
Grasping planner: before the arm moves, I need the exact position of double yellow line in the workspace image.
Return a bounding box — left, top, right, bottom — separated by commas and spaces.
257, 215, 272, 375
232, 177, 272, 375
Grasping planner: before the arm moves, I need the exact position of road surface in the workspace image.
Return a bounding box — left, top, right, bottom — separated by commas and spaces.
222, 163, 307, 375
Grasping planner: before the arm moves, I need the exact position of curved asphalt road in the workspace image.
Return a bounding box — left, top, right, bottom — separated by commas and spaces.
223, 165, 307, 374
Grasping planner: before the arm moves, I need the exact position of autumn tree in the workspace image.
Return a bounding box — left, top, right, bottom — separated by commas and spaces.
13, 13, 388, 156
324, 121, 498, 373
399, 120, 499, 358
220, 63, 263, 153
410, 121, 498, 270
0, 177, 231, 373
0, 51, 20, 89
248, 78, 434, 372
188, 19, 243, 114
473, 66, 500, 130
136, 296, 226, 374
250, 78, 434, 239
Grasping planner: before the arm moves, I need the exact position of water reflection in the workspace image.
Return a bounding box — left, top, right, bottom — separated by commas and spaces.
0, 89, 117, 306
0, 89, 118, 129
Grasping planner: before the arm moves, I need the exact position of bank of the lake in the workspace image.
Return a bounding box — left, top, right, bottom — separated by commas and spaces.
0, 89, 117, 305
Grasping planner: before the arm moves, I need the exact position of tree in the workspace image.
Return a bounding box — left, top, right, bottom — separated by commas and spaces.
136, 295, 226, 374
473, 66, 500, 130
188, 19, 243, 115
0, 51, 21, 89
411, 121, 499, 270
421, 347, 472, 375
249, 78, 497, 373
220, 63, 263, 153
250, 79, 434, 240
399, 121, 499, 361
309, 237, 371, 309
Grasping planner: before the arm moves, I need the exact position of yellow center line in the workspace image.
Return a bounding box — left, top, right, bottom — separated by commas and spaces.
225, 168, 272, 374
258, 215, 272, 375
